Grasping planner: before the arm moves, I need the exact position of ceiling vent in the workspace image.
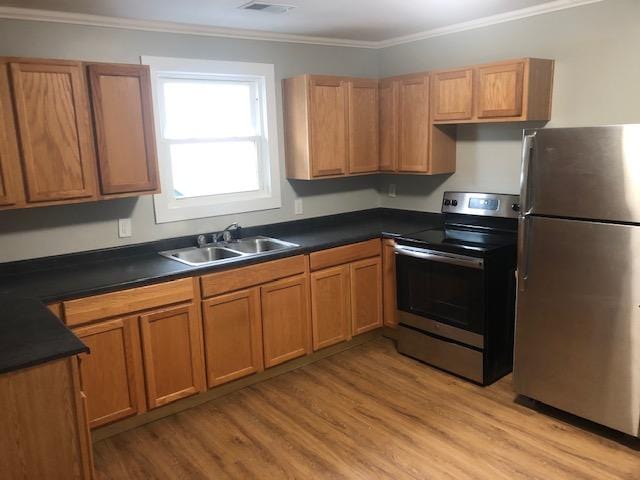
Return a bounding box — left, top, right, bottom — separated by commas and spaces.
239, 2, 296, 14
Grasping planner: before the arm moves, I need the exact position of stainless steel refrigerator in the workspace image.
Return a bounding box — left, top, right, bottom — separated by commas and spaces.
513, 125, 640, 436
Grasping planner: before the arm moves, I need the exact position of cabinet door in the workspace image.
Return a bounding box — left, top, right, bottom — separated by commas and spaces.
382, 240, 398, 328
432, 69, 473, 121
73, 317, 146, 428
310, 265, 351, 351
347, 78, 379, 173
139, 303, 205, 409
88, 64, 159, 196
10, 60, 97, 203
476, 61, 524, 119
308, 76, 348, 177
378, 78, 398, 172
261, 275, 311, 368
398, 75, 430, 173
350, 257, 383, 335
0, 62, 24, 208
202, 288, 263, 387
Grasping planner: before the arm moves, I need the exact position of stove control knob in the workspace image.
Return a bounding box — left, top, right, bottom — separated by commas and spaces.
444, 199, 451, 206
512, 203, 521, 212
451, 199, 458, 207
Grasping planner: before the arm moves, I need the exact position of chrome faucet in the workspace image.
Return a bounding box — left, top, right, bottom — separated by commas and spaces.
214, 223, 240, 244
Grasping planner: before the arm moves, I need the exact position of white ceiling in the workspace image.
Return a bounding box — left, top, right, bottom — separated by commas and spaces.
0, 0, 592, 43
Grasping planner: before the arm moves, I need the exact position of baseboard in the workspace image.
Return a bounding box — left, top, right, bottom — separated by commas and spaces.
92, 329, 382, 442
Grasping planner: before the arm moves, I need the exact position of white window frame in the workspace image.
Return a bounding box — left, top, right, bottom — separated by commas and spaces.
142, 56, 281, 223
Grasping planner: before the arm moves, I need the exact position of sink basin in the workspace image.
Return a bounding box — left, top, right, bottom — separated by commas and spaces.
160, 246, 243, 266
159, 236, 299, 266
228, 237, 299, 254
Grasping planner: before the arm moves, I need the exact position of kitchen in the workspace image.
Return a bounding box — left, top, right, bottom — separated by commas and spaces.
1, 0, 639, 478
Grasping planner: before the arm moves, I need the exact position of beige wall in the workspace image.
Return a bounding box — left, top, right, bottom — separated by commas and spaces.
0, 19, 380, 262
1, 0, 638, 261
376, 0, 640, 211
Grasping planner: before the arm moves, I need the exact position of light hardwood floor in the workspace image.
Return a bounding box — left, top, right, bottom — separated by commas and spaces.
94, 337, 640, 479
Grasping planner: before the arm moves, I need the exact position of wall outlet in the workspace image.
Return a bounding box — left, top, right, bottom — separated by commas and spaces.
294, 198, 303, 215
388, 183, 397, 198
118, 218, 132, 238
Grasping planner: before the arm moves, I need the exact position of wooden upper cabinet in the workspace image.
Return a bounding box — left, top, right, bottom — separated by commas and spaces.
347, 78, 379, 173
0, 62, 24, 208
350, 257, 383, 336
476, 61, 524, 119
202, 288, 264, 387
88, 64, 159, 196
9, 59, 98, 203
139, 303, 205, 409
378, 78, 398, 172
431, 68, 474, 121
261, 274, 311, 368
73, 317, 146, 428
310, 265, 351, 351
398, 74, 430, 173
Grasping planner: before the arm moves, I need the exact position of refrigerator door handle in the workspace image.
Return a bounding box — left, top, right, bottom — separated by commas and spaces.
520, 133, 536, 215
517, 215, 531, 292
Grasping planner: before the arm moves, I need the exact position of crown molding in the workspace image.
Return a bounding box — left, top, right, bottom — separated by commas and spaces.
0, 0, 606, 50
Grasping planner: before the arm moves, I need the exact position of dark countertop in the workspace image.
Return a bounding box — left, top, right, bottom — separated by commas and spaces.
0, 294, 88, 375
0, 208, 442, 303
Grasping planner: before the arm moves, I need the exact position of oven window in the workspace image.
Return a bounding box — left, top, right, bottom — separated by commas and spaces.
396, 254, 485, 334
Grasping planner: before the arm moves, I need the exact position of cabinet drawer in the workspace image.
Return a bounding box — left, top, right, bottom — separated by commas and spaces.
63, 278, 194, 326
309, 239, 381, 271
200, 255, 306, 298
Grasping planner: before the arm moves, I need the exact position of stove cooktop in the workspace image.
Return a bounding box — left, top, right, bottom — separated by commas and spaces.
396, 226, 517, 256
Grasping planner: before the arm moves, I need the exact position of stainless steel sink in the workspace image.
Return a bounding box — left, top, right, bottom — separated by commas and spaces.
159, 236, 299, 267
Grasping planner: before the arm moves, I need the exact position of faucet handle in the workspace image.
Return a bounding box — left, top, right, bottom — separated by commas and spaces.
196, 234, 207, 247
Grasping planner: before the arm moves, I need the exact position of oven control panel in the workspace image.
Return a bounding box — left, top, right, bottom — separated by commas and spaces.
442, 192, 520, 218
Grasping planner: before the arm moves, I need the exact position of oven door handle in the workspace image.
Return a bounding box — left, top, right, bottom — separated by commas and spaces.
394, 245, 484, 270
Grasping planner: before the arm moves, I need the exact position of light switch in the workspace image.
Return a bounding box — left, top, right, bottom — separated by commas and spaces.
294, 198, 303, 215
118, 218, 132, 238
388, 184, 397, 198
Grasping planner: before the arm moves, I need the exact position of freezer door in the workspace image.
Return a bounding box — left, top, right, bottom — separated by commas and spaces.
514, 216, 640, 436
522, 125, 640, 223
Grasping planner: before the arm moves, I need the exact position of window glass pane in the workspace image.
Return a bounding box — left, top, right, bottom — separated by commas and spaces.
170, 142, 260, 198
163, 80, 255, 139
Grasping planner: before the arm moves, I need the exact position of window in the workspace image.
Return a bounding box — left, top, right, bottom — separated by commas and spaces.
143, 56, 281, 223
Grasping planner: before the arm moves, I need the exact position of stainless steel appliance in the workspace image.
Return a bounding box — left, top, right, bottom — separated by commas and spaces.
514, 125, 640, 436
395, 192, 519, 385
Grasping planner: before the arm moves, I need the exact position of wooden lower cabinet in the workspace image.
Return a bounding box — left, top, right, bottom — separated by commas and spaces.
350, 257, 383, 335
73, 317, 146, 428
202, 288, 264, 387
261, 275, 311, 368
382, 239, 398, 328
139, 303, 205, 409
310, 265, 351, 350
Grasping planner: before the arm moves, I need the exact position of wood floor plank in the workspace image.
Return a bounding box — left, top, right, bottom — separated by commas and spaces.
94, 338, 640, 479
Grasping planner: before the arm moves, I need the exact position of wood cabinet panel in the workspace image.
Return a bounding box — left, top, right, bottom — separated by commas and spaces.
261, 275, 311, 368
202, 288, 263, 387
398, 74, 430, 173
10, 60, 98, 203
200, 255, 306, 298
0, 357, 93, 479
309, 76, 348, 177
350, 257, 383, 335
378, 78, 398, 172
63, 277, 194, 326
476, 61, 525, 119
88, 63, 159, 196
310, 265, 351, 351
382, 239, 398, 328
309, 239, 381, 271
432, 69, 473, 121
73, 317, 146, 428
0, 62, 24, 208
347, 78, 379, 173
139, 303, 204, 409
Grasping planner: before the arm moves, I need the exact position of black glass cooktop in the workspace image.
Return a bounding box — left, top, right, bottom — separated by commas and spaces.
397, 226, 517, 256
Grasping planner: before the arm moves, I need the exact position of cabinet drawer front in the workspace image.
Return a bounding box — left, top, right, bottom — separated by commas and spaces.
200, 255, 306, 298
309, 239, 381, 271
63, 278, 194, 326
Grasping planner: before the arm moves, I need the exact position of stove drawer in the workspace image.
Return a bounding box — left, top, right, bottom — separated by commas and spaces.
397, 326, 483, 383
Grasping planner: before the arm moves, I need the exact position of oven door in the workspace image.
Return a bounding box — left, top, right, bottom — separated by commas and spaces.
395, 244, 486, 338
